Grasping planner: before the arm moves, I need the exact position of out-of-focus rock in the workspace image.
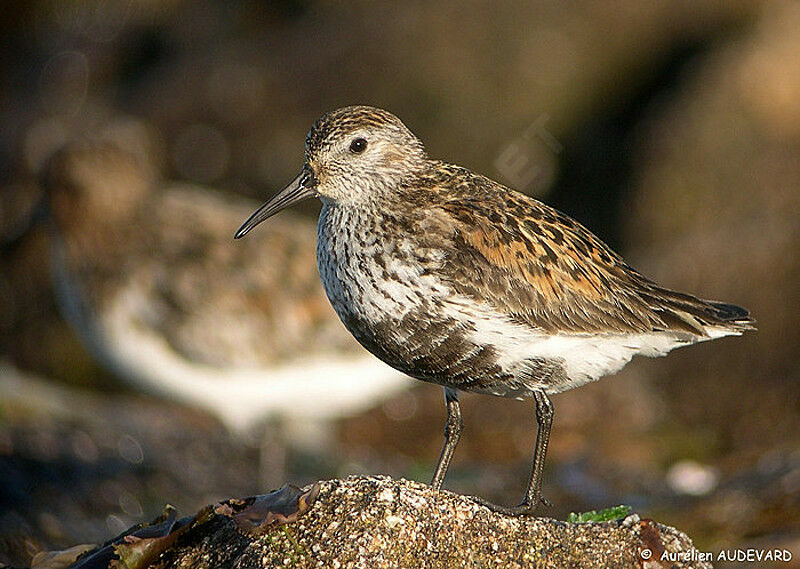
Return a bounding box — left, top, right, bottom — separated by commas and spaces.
624, 0, 800, 451
0, 359, 270, 567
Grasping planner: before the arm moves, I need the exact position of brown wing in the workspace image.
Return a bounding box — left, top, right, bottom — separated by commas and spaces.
419, 166, 752, 336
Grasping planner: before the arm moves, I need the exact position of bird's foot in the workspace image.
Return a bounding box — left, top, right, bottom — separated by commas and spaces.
468, 494, 551, 516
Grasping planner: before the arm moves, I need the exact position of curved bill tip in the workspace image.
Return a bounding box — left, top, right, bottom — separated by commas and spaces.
234, 167, 316, 239
233, 206, 269, 239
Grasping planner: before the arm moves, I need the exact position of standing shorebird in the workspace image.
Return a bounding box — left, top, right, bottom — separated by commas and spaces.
235, 106, 754, 515
29, 129, 410, 434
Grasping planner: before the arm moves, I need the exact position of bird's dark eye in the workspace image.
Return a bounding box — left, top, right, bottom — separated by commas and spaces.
349, 138, 367, 154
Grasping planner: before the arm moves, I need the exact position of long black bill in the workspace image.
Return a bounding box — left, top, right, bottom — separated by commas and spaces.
234, 166, 317, 239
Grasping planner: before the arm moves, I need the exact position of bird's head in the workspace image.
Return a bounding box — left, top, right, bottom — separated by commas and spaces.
235, 106, 426, 239
42, 137, 156, 235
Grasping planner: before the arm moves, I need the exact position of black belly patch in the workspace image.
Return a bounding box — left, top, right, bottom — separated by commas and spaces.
339, 307, 511, 392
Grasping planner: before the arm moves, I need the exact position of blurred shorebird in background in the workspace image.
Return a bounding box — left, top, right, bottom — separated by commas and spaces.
235, 106, 755, 515
21, 121, 411, 436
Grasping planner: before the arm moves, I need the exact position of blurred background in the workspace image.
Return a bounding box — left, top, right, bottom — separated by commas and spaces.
1, 1, 799, 567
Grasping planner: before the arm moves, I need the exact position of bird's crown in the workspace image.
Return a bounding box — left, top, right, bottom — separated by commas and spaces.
304, 105, 425, 160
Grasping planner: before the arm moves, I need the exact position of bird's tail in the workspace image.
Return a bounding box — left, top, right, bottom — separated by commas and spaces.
642, 287, 755, 337
705, 300, 755, 329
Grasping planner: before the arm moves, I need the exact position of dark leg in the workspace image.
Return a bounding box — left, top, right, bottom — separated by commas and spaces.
430, 387, 463, 491
471, 389, 554, 515
521, 389, 554, 509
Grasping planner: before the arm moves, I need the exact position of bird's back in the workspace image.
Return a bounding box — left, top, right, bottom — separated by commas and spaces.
412, 161, 754, 338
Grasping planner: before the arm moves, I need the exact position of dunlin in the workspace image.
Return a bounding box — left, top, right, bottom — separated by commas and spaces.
34, 127, 410, 433
235, 105, 754, 514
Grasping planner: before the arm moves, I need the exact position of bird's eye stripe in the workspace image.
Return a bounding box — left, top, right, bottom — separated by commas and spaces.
349, 138, 367, 153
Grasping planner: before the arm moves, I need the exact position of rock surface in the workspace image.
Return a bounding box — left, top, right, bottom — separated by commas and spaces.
63, 476, 712, 569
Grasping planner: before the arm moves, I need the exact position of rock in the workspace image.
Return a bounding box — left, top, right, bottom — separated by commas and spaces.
63, 476, 711, 569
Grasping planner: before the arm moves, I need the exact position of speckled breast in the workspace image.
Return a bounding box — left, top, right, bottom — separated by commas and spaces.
316, 204, 511, 393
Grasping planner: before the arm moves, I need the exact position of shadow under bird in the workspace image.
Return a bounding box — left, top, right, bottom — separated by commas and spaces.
235, 105, 755, 515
